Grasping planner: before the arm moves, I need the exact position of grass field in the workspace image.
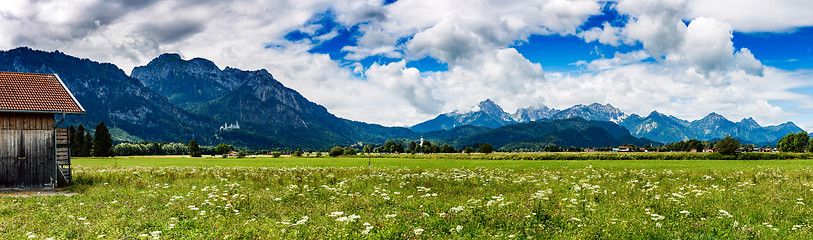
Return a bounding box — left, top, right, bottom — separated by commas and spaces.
76, 155, 813, 170
2, 155, 813, 239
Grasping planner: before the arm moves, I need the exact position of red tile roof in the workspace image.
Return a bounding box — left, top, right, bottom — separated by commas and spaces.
0, 72, 85, 114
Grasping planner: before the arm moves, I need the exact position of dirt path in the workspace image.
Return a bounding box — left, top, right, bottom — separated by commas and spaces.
0, 189, 78, 197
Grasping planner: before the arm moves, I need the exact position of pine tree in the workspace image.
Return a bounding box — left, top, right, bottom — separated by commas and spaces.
84, 132, 93, 157
72, 125, 86, 157
93, 122, 113, 157
68, 125, 75, 145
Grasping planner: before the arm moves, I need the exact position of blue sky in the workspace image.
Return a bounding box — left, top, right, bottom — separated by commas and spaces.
1, 0, 812, 129
289, 5, 812, 74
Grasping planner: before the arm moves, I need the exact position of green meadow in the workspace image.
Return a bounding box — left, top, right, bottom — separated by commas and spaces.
77, 155, 813, 170
2, 155, 813, 239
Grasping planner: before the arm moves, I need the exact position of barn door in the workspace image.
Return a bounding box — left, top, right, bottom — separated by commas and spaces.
0, 130, 21, 187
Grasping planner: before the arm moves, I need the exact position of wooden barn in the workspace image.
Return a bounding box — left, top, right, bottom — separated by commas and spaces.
0, 72, 85, 189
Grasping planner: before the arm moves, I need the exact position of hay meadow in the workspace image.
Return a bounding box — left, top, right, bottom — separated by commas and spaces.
2, 155, 813, 239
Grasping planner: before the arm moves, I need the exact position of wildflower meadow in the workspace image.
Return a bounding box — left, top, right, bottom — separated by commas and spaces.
2, 156, 813, 239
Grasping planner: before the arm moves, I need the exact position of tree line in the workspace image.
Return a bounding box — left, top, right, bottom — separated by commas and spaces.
327, 140, 494, 157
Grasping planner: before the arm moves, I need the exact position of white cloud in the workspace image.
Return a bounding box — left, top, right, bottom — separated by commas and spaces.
407, 18, 514, 64
615, 1, 764, 77
735, 48, 764, 77
342, 25, 401, 60
578, 50, 650, 71
540, 64, 813, 126
1, 0, 810, 130
353, 0, 602, 63
436, 48, 547, 112
681, 17, 735, 76
580, 22, 623, 46
686, 0, 813, 33
365, 60, 442, 114
617, 0, 688, 58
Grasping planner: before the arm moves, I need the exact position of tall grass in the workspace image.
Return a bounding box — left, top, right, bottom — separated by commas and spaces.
3, 165, 813, 239
349, 152, 813, 160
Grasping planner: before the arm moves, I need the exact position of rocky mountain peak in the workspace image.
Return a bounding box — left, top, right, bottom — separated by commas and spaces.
738, 117, 760, 128
512, 104, 560, 122
155, 53, 182, 61
478, 99, 504, 115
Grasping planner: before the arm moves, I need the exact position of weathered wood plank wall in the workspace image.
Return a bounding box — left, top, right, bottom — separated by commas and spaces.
0, 112, 56, 189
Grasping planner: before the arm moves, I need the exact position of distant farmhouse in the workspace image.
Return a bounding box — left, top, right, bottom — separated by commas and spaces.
0, 72, 85, 189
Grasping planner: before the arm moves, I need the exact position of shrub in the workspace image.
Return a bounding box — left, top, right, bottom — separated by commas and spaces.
316, 152, 323, 157
329, 146, 344, 157
344, 147, 357, 156
214, 143, 231, 155
464, 147, 473, 154
478, 144, 494, 154
271, 152, 281, 158
237, 151, 247, 158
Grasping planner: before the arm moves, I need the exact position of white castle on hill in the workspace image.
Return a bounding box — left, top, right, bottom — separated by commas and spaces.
220, 121, 240, 130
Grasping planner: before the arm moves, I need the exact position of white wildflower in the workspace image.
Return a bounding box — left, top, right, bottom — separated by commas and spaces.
414, 228, 424, 235
362, 222, 374, 234
718, 210, 733, 218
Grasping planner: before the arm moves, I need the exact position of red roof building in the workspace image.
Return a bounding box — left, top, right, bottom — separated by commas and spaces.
0, 72, 85, 114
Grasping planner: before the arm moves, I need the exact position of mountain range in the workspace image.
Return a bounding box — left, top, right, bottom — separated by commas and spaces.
435, 117, 658, 150
0, 48, 414, 149
131, 53, 416, 148
1, 47, 800, 149
411, 100, 802, 144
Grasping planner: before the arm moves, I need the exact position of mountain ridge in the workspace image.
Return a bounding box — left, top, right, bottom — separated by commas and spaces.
412, 99, 802, 144
1, 47, 416, 148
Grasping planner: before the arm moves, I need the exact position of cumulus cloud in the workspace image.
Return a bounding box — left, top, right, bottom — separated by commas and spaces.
365, 61, 442, 113
541, 64, 812, 126
614, 0, 764, 77
680, 17, 736, 76
735, 48, 764, 77
580, 22, 623, 46
342, 25, 401, 60
577, 50, 650, 71
686, 0, 813, 33
617, 0, 688, 59
437, 48, 547, 112
343, 0, 602, 63
0, 0, 810, 129
407, 18, 514, 64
